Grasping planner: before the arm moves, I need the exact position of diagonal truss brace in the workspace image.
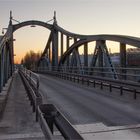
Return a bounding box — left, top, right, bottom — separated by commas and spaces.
91, 40, 118, 79
69, 48, 83, 74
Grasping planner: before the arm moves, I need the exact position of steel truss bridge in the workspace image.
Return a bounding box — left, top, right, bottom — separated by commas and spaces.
1, 11, 140, 139
1, 12, 140, 92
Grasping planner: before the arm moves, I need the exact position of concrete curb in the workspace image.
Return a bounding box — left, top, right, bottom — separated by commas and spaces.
0, 75, 13, 119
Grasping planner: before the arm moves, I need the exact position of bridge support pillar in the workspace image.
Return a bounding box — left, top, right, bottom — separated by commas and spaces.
49, 47, 51, 64
5, 47, 8, 82
11, 36, 14, 74
74, 38, 77, 43
84, 43, 88, 67
66, 36, 70, 67
98, 41, 104, 68
61, 33, 63, 57
84, 43, 88, 74
120, 43, 126, 79
52, 29, 58, 70
96, 40, 105, 77
2, 45, 7, 87
0, 53, 2, 92
46, 49, 49, 61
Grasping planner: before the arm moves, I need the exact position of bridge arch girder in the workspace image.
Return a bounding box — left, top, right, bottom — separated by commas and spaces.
59, 34, 140, 65
12, 20, 53, 32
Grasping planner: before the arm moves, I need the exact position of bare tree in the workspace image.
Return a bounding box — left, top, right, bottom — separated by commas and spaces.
21, 50, 42, 70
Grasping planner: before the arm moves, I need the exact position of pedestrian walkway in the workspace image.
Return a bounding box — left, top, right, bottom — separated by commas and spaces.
0, 71, 45, 140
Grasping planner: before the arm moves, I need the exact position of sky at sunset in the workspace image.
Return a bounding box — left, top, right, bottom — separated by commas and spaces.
0, 0, 140, 63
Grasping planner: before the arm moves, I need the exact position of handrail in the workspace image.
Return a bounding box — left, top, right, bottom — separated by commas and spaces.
19, 67, 42, 121
38, 104, 83, 140
39, 69, 140, 87
19, 68, 84, 139
21, 68, 40, 94
37, 66, 140, 82
36, 69, 140, 99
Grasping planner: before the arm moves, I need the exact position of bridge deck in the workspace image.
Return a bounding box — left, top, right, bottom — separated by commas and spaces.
1, 72, 140, 139
39, 74, 140, 126
39, 73, 140, 139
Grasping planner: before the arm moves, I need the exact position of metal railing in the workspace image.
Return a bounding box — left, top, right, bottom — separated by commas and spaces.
19, 67, 42, 121
19, 67, 84, 139
37, 66, 140, 82
36, 67, 140, 99
38, 104, 83, 140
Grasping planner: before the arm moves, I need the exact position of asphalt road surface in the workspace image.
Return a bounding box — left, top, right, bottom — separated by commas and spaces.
39, 74, 140, 126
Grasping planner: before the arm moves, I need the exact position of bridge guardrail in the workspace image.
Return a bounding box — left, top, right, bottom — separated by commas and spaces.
37, 69, 140, 99
37, 66, 140, 82
38, 104, 83, 140
19, 67, 42, 121
64, 72, 140, 99
19, 68, 84, 139
26, 69, 40, 94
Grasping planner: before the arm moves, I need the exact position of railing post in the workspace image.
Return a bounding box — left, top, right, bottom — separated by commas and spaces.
101, 82, 103, 89
134, 89, 137, 99
120, 86, 123, 95
109, 84, 112, 92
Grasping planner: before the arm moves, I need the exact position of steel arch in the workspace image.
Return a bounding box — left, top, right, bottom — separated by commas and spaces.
12, 20, 53, 32
59, 34, 140, 65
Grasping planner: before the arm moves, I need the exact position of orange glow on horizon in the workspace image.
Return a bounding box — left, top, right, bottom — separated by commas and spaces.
14, 55, 23, 64
13, 26, 50, 64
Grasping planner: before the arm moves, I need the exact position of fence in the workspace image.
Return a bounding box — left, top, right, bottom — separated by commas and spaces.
19, 67, 83, 139
36, 67, 140, 100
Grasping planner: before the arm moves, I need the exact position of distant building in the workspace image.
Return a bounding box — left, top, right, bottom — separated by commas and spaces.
110, 54, 120, 66
127, 48, 140, 67
79, 53, 120, 66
